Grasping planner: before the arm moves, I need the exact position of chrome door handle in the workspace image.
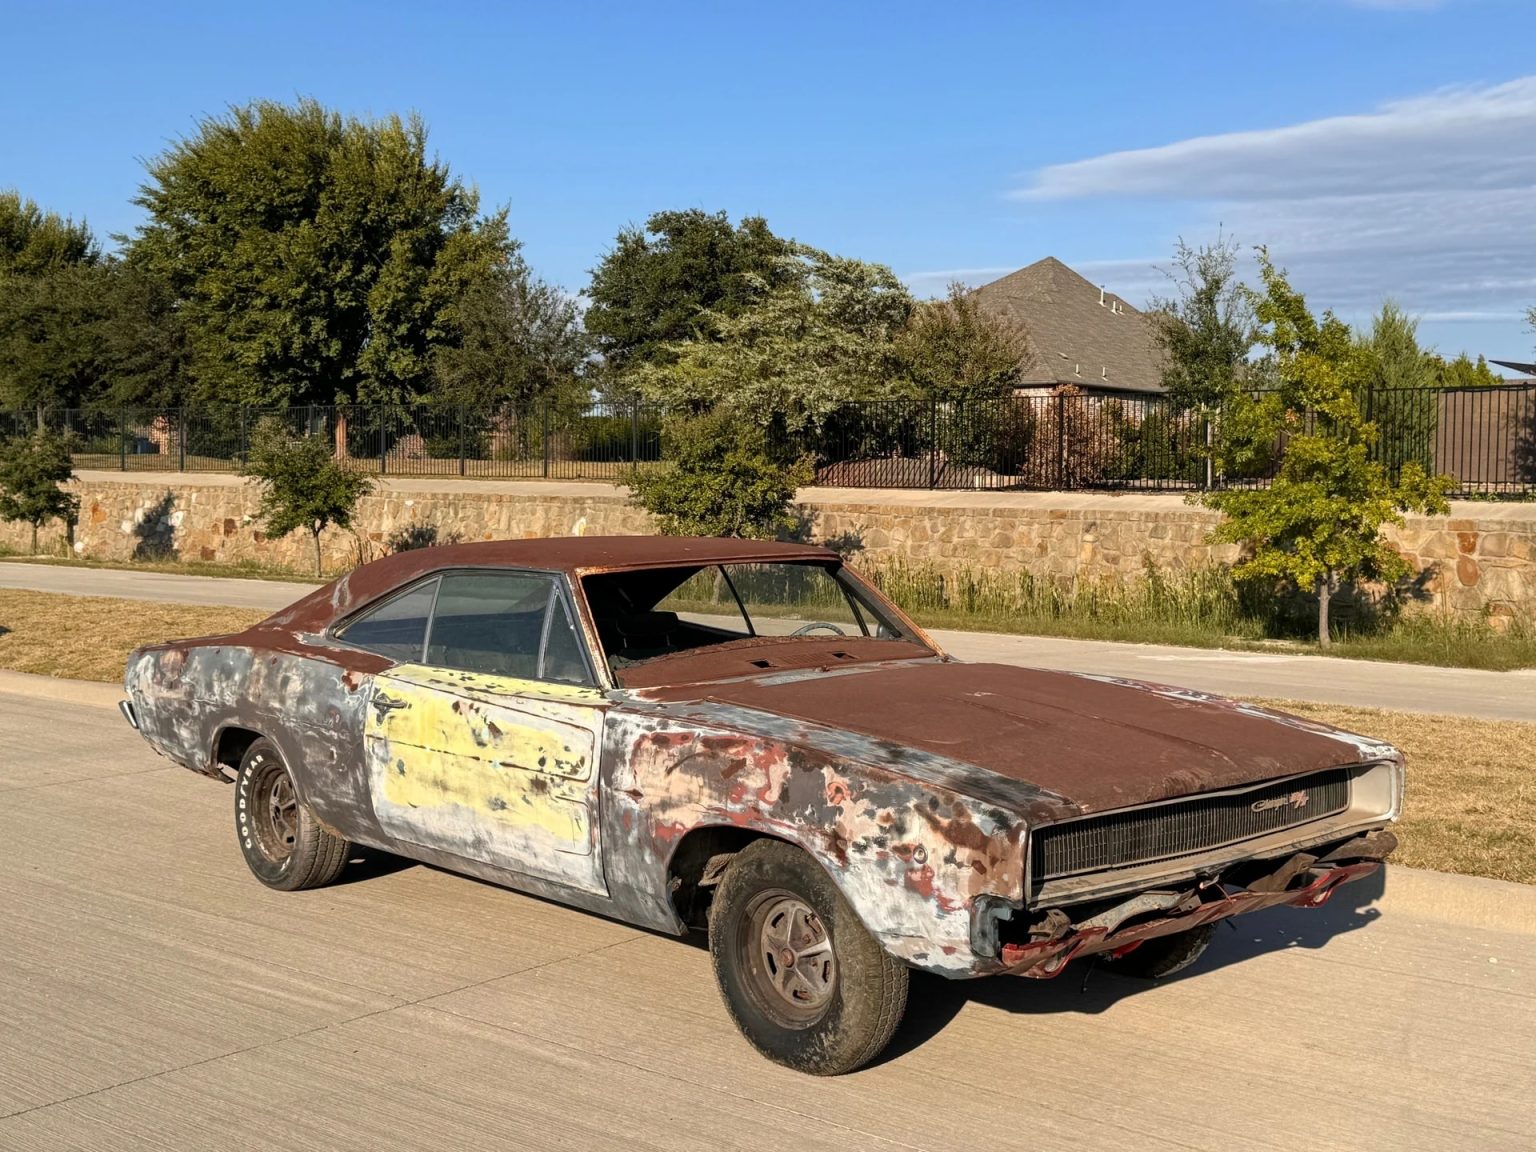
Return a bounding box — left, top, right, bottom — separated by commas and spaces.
371, 693, 409, 721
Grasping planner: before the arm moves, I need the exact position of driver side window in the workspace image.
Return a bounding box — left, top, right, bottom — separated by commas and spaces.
338, 570, 594, 685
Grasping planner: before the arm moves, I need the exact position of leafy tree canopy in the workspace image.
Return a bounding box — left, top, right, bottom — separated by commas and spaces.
1149, 234, 1258, 411
1202, 253, 1451, 646
431, 250, 588, 410
1430, 351, 1503, 389
896, 282, 1031, 402
0, 428, 77, 553
126, 99, 514, 408
0, 191, 98, 274
0, 262, 113, 414
585, 209, 794, 374
243, 417, 373, 575
630, 244, 914, 431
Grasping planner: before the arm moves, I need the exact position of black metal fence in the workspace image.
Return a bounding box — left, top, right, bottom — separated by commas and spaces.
3, 384, 1533, 497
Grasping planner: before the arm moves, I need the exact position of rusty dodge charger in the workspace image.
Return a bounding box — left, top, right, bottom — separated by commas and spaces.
122, 536, 1402, 1073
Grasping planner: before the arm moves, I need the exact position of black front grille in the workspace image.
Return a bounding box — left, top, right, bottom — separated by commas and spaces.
1032, 769, 1352, 882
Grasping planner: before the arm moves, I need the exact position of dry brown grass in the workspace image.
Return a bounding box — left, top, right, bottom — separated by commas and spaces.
1255, 699, 1536, 885
0, 590, 264, 684
0, 591, 1527, 884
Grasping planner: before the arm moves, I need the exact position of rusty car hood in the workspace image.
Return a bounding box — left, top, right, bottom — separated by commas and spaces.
657, 661, 1383, 815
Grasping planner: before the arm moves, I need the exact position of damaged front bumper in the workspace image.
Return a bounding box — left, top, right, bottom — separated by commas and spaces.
994, 829, 1398, 979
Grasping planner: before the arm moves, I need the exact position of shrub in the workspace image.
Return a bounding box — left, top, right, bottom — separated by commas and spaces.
624, 409, 812, 538
243, 417, 373, 576
0, 428, 77, 554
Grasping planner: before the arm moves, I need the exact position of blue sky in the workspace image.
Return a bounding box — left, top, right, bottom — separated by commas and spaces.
6, 0, 1536, 361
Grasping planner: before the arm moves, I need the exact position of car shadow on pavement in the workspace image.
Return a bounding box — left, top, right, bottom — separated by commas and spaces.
331, 846, 421, 885
876, 868, 1387, 1067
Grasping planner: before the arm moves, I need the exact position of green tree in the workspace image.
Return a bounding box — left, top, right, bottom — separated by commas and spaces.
1358, 301, 1437, 474
0, 191, 98, 274
0, 428, 77, 554
431, 250, 588, 410
585, 209, 794, 376
896, 282, 1031, 401
0, 262, 114, 420
625, 408, 811, 538
126, 99, 513, 409
630, 244, 914, 431
1201, 254, 1451, 647
1431, 351, 1503, 389
96, 263, 195, 409
1149, 234, 1258, 411
0, 194, 108, 421
243, 418, 373, 576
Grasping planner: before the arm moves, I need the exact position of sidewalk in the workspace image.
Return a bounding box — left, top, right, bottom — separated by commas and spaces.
3, 560, 1533, 721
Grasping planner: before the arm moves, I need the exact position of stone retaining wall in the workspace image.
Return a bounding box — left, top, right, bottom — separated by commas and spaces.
3, 473, 1531, 619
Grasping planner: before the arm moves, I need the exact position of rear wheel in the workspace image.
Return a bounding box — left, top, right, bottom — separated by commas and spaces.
235, 738, 349, 891
708, 839, 908, 1075
1101, 923, 1217, 979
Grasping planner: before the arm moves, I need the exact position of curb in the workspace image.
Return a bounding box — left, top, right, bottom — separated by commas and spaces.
3, 669, 1533, 936
1376, 865, 1536, 936
0, 669, 123, 710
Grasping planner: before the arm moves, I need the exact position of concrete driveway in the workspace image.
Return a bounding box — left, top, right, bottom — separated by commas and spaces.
3, 560, 1532, 720
1, 686, 1533, 1151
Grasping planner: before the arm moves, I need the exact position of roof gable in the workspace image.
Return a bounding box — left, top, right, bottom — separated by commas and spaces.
973, 257, 1167, 393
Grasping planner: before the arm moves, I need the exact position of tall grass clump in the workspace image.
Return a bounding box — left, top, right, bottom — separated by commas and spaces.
862, 557, 1273, 645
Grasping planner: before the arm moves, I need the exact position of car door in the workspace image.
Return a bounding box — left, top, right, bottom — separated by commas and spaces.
360, 569, 610, 896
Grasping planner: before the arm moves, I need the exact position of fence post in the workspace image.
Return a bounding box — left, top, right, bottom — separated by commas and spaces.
630, 400, 639, 464
1056, 391, 1067, 489
379, 404, 387, 475
927, 399, 938, 489
542, 401, 551, 478
119, 408, 126, 471
458, 407, 467, 476
178, 407, 187, 472
239, 408, 247, 466
1203, 409, 1213, 491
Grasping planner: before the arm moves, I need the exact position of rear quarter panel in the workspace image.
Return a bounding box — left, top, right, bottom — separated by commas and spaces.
125, 636, 379, 840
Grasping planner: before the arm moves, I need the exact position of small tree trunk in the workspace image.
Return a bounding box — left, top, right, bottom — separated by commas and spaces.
31, 520, 39, 556
312, 527, 323, 578
1317, 576, 1332, 648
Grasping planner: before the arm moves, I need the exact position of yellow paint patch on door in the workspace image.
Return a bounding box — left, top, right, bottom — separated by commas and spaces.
376, 744, 591, 854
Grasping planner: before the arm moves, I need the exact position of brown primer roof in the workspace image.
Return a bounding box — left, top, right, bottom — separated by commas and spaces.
263, 536, 840, 633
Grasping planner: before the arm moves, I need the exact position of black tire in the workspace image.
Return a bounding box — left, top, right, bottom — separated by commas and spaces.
235, 737, 350, 891
708, 839, 908, 1075
1101, 923, 1217, 979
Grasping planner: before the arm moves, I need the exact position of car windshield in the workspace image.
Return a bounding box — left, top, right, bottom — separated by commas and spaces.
581, 561, 915, 669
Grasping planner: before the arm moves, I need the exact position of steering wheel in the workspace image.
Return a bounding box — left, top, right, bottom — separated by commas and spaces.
790, 621, 847, 637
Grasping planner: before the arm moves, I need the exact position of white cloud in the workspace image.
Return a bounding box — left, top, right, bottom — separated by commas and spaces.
1016, 78, 1536, 203
1004, 77, 1536, 351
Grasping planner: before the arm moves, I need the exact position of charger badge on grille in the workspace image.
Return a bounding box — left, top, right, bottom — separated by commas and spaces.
1251, 790, 1310, 813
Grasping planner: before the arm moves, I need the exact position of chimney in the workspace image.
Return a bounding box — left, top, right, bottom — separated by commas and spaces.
1099, 286, 1105, 307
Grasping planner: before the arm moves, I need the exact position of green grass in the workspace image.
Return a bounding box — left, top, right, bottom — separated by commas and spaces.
862, 558, 1536, 671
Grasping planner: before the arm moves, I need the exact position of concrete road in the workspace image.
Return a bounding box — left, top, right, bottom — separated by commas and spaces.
2, 688, 1534, 1151
4, 560, 1533, 721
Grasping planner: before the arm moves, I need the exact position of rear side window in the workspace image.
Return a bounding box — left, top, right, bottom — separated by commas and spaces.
425, 571, 594, 685
335, 579, 438, 662
427, 572, 551, 679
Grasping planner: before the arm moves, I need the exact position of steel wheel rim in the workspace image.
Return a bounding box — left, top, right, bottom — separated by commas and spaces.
252, 763, 299, 865
740, 889, 838, 1026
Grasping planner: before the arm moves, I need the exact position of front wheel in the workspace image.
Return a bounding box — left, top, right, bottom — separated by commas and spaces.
235, 737, 350, 891
708, 839, 908, 1075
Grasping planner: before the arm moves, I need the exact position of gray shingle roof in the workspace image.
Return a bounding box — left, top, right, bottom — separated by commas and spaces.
972, 257, 1167, 394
